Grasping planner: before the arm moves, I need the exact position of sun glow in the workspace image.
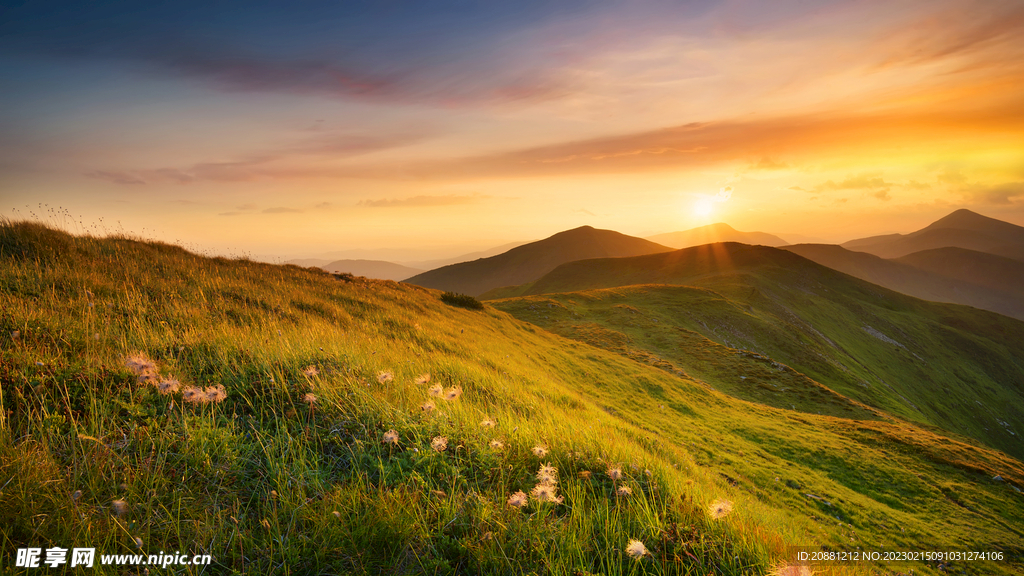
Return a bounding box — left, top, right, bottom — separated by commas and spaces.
694, 198, 714, 218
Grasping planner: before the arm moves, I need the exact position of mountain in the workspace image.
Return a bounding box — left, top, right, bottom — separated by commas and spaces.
404, 226, 673, 297
842, 208, 1024, 260
647, 223, 788, 249
401, 241, 531, 270
4, 221, 1023, 575
896, 246, 1024, 297
318, 259, 424, 281
490, 242, 1024, 459
781, 244, 1024, 320
283, 258, 333, 268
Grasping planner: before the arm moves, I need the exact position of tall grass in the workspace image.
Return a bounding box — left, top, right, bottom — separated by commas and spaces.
0, 221, 1021, 575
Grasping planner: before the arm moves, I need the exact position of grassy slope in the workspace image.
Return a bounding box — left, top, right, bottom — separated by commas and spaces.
486, 243, 1024, 462
489, 285, 882, 421
1, 223, 1022, 575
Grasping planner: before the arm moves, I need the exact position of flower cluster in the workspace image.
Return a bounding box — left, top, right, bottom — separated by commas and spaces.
529, 462, 563, 505
182, 384, 227, 405
125, 352, 220, 402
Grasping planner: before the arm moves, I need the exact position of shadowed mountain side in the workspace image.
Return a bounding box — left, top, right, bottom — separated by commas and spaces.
648, 223, 788, 249
896, 247, 1024, 297
404, 226, 673, 296
782, 244, 1024, 321
319, 259, 424, 282
842, 209, 1024, 260
489, 242, 1024, 459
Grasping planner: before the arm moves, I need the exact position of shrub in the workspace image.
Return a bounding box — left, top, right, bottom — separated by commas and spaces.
440, 292, 484, 310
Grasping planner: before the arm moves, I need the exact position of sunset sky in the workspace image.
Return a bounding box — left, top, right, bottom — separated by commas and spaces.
2, 0, 1023, 260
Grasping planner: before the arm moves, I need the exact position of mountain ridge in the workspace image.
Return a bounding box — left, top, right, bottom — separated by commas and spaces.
782, 243, 1024, 320
647, 223, 788, 249
404, 225, 673, 296
842, 209, 1024, 260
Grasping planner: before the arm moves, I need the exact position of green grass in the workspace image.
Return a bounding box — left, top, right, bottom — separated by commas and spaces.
1, 222, 1022, 575
485, 243, 1024, 461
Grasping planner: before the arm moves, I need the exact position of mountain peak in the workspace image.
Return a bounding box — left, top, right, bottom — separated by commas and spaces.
924, 209, 1007, 232
404, 226, 671, 296
843, 209, 1024, 260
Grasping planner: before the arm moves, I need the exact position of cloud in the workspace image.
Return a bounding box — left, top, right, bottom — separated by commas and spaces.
86, 170, 146, 185
262, 207, 302, 214
873, 2, 1024, 69
573, 208, 596, 216
873, 190, 891, 201
938, 169, 968, 185
958, 181, 1024, 205
353, 103, 1024, 181
357, 194, 489, 208
1, 2, 583, 109
751, 157, 789, 170
904, 180, 931, 190
315, 202, 332, 209
86, 129, 430, 185
812, 174, 890, 192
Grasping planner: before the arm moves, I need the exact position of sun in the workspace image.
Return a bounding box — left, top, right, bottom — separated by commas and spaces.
694, 198, 714, 217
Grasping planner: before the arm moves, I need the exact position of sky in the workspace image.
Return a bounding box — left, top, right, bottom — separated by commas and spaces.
2, 0, 1023, 261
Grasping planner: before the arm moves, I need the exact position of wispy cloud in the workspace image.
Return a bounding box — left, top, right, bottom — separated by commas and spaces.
262, 207, 302, 214
750, 157, 790, 170
812, 174, 891, 193
84, 129, 430, 185
956, 181, 1024, 205
86, 170, 146, 185
873, 2, 1024, 69
358, 194, 490, 208
366, 104, 1024, 180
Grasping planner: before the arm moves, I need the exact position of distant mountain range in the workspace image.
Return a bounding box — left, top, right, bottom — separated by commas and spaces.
783, 244, 1024, 321
284, 242, 531, 281
318, 259, 424, 282
647, 222, 788, 249
404, 226, 672, 296
488, 241, 1024, 459
402, 241, 531, 270
842, 208, 1024, 260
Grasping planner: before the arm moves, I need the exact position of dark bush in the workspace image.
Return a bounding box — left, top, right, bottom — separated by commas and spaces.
441, 292, 484, 310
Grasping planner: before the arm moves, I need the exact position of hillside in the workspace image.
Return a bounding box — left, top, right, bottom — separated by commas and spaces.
404, 226, 672, 297
319, 258, 424, 281
842, 209, 1024, 260
648, 223, 788, 249
782, 244, 1024, 320
896, 247, 1024, 298
488, 243, 1024, 460
2, 222, 1023, 575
